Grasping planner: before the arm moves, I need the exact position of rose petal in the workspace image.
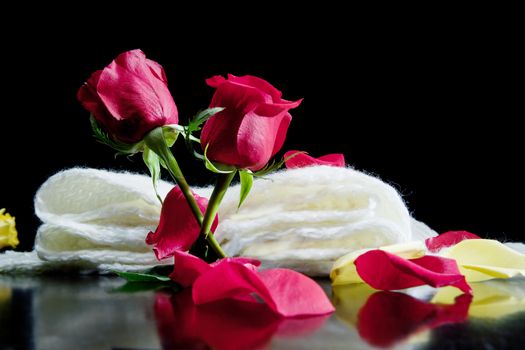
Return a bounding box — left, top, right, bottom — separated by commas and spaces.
237, 109, 291, 170
145, 187, 218, 260
285, 150, 346, 169
355, 250, 472, 294
170, 251, 261, 288
206, 75, 227, 88
444, 239, 525, 282
201, 74, 301, 170
425, 230, 480, 252
192, 262, 335, 317
169, 251, 212, 287
227, 74, 283, 103
358, 292, 471, 347
330, 241, 427, 286
97, 49, 178, 125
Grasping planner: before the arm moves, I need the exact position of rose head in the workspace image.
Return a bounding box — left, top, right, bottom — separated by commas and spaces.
201, 74, 302, 171
77, 49, 178, 143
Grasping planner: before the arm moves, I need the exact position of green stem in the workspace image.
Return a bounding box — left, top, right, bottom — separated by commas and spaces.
144, 127, 228, 258
196, 171, 237, 257
157, 145, 203, 223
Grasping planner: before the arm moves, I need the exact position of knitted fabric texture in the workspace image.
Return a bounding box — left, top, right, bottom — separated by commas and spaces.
1, 166, 437, 275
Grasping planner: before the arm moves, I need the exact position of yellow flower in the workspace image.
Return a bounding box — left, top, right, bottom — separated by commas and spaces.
0, 208, 19, 249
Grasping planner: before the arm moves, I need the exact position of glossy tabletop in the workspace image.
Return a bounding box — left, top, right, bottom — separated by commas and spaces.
1, 276, 524, 349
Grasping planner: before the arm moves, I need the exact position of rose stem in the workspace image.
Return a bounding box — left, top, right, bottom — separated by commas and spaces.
190, 171, 236, 258
145, 128, 227, 258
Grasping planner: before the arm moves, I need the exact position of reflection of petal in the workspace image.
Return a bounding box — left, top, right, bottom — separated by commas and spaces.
444, 239, 525, 282
332, 284, 377, 327
154, 290, 329, 350
357, 292, 471, 348
275, 315, 331, 338
432, 279, 525, 319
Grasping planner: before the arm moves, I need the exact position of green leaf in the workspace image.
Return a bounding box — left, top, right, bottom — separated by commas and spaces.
204, 144, 236, 174
253, 151, 307, 177
193, 107, 225, 126
112, 281, 180, 293
90, 115, 144, 155
186, 107, 225, 135
143, 146, 163, 204
238, 170, 253, 209
113, 265, 173, 282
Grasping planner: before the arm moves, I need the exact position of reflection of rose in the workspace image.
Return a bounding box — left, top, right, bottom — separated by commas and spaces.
0, 209, 18, 249
154, 290, 329, 350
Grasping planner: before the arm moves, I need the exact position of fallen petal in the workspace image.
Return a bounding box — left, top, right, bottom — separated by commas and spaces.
355, 250, 472, 294
284, 150, 345, 168
426, 230, 480, 253
169, 250, 211, 287
193, 262, 335, 317
444, 239, 525, 282
331, 241, 426, 286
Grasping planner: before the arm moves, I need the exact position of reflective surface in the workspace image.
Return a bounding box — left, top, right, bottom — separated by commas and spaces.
1, 276, 525, 349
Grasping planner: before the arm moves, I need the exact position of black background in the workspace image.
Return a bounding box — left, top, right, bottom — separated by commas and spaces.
1, 39, 522, 251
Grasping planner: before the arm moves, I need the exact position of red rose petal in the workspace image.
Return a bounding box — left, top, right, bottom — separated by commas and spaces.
145, 187, 218, 260
425, 230, 481, 252
192, 262, 335, 317
355, 250, 472, 294
170, 251, 261, 288
201, 74, 301, 170
79, 49, 178, 143
169, 251, 212, 287
358, 292, 471, 347
258, 269, 336, 317
284, 150, 345, 169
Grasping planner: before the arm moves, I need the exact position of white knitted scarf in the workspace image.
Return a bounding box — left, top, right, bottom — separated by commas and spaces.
1, 166, 440, 275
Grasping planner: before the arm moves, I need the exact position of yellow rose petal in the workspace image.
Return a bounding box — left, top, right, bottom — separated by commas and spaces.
0, 208, 19, 249
444, 239, 525, 282
330, 241, 426, 285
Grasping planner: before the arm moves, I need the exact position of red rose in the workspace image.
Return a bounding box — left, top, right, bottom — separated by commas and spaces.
201, 75, 302, 171
77, 49, 178, 143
